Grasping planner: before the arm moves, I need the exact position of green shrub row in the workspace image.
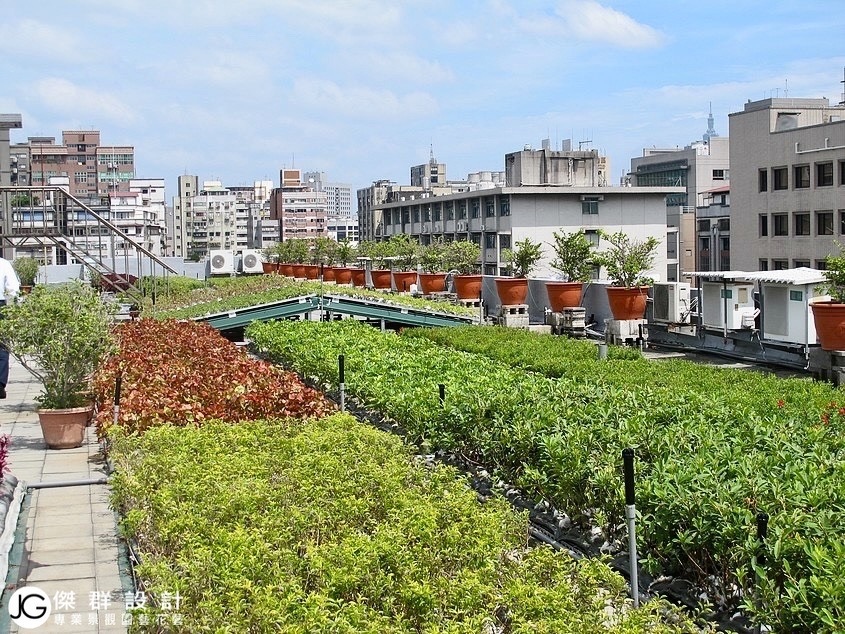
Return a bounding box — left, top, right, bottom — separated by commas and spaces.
110, 416, 696, 633
247, 319, 845, 633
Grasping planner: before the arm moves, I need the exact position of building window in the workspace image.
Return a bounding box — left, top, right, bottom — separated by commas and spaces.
817, 211, 834, 235
759, 259, 769, 271
484, 233, 496, 248
840, 210, 845, 235
773, 167, 788, 190
500, 198, 510, 216
717, 218, 730, 232
582, 197, 600, 214
840, 160, 845, 185
816, 162, 834, 187
794, 212, 810, 236
816, 259, 828, 270
413, 209, 420, 223
773, 213, 788, 236
471, 201, 480, 218
446, 202, 454, 221
458, 202, 467, 219
499, 234, 511, 251
793, 165, 810, 189
759, 215, 768, 237
772, 259, 789, 270
758, 169, 768, 192
585, 229, 599, 247
485, 199, 495, 217
433, 205, 442, 222
712, 169, 726, 180
793, 261, 810, 270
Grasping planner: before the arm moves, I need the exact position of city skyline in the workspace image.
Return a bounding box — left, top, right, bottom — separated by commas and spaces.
2, 0, 844, 198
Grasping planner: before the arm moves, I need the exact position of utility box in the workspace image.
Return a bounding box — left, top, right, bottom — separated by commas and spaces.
652, 282, 691, 323
743, 268, 828, 345
701, 281, 756, 330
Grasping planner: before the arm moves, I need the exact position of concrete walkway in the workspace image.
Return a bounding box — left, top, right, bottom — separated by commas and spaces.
0, 356, 128, 633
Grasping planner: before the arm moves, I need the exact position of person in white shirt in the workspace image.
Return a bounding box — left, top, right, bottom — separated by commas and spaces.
0, 256, 20, 399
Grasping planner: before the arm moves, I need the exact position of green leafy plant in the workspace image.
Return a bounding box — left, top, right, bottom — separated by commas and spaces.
388, 234, 418, 271
594, 230, 660, 287
418, 239, 446, 273
312, 236, 337, 266
0, 281, 115, 409
549, 230, 595, 282
12, 256, 39, 287
443, 239, 481, 275
286, 238, 309, 264
335, 239, 356, 267
819, 241, 845, 302
502, 237, 543, 277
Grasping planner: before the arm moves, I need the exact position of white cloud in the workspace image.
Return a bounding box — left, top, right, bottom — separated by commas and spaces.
32, 79, 138, 125
555, 0, 665, 49
356, 52, 455, 84
290, 78, 438, 119
0, 19, 86, 62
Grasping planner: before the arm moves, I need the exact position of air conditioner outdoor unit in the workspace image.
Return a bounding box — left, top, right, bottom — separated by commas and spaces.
209, 249, 235, 275
457, 221, 467, 231
652, 282, 691, 323
240, 249, 263, 274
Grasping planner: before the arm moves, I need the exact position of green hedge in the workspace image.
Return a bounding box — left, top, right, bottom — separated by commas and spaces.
110, 416, 694, 633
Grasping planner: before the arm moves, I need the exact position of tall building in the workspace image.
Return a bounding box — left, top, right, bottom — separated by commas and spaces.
728, 96, 845, 271
12, 130, 135, 200
411, 147, 447, 188
629, 133, 730, 280
270, 169, 328, 241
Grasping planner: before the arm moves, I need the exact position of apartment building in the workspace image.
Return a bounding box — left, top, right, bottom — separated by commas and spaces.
12, 130, 135, 200
270, 169, 328, 241
729, 97, 845, 271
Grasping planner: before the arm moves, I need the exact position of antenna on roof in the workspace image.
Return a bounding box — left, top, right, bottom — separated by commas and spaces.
840, 66, 845, 106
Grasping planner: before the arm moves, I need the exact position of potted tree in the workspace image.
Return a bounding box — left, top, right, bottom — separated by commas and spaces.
261, 246, 278, 275
334, 240, 355, 285
288, 239, 309, 279
444, 240, 482, 300
313, 237, 337, 282
497, 238, 543, 305
417, 239, 448, 294
389, 234, 418, 293
365, 241, 394, 290
594, 230, 660, 320
12, 256, 39, 293
275, 241, 295, 277
811, 243, 845, 350
546, 230, 595, 311
0, 281, 115, 449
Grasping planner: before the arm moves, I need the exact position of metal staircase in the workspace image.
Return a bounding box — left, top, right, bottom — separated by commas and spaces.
1, 184, 177, 304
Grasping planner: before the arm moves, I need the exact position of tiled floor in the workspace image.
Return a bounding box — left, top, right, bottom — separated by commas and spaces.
0, 356, 128, 633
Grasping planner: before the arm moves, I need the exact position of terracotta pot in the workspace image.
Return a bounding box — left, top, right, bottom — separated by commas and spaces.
37, 406, 90, 449
261, 262, 277, 274
495, 277, 528, 305
606, 286, 649, 320
335, 267, 353, 284
20, 285, 34, 294
322, 266, 336, 282
546, 281, 584, 312
454, 275, 483, 300
419, 273, 447, 294
279, 263, 294, 277
811, 301, 845, 351
351, 268, 367, 287
303, 265, 320, 279
393, 271, 418, 293
371, 269, 393, 290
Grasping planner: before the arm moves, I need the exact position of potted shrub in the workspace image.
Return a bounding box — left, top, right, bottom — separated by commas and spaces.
389, 235, 418, 293
313, 237, 337, 282
287, 239, 309, 279
546, 230, 595, 311
261, 246, 278, 275
444, 240, 482, 300
496, 238, 543, 305
12, 256, 39, 293
364, 241, 393, 290
0, 281, 115, 449
275, 241, 295, 277
811, 243, 845, 351
334, 240, 356, 285
417, 239, 447, 294
594, 230, 660, 320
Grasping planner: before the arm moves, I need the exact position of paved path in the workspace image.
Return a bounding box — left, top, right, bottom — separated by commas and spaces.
0, 357, 128, 633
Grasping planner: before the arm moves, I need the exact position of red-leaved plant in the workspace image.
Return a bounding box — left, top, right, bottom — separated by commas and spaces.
93, 319, 334, 434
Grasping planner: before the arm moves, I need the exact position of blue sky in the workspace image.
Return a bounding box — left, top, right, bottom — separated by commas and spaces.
2, 1, 844, 200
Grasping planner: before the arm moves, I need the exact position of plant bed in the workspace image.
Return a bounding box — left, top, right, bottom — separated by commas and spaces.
247, 319, 845, 632
109, 415, 696, 632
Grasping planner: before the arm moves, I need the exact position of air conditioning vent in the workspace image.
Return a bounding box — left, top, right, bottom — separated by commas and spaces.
240, 249, 263, 274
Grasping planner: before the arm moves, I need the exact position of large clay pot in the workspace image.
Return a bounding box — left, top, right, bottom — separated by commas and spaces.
453, 275, 483, 300
292, 264, 306, 279
811, 301, 845, 351
351, 268, 367, 287
495, 278, 528, 305
322, 266, 336, 282
279, 263, 294, 277
303, 265, 320, 280
38, 406, 90, 449
334, 267, 353, 285
393, 271, 418, 293
546, 281, 584, 312
419, 273, 447, 294
262, 262, 277, 274
606, 286, 649, 320
371, 269, 393, 290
